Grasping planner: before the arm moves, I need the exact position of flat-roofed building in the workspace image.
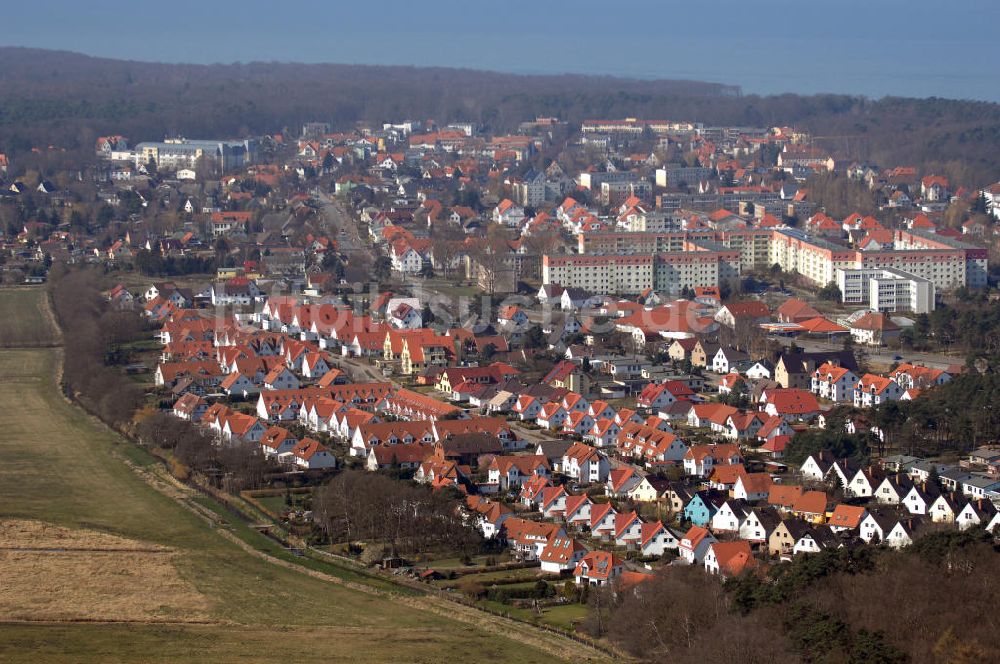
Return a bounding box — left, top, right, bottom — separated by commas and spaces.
135, 138, 257, 173
836, 267, 935, 313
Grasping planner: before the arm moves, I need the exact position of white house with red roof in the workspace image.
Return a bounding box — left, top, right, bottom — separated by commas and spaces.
606, 467, 642, 498
683, 443, 742, 477
811, 362, 859, 402
387, 302, 423, 329
890, 363, 951, 390
519, 473, 552, 507
714, 301, 770, 329
849, 312, 901, 346
758, 434, 792, 458
539, 537, 588, 574
561, 392, 589, 413
501, 518, 565, 560
562, 442, 610, 483
538, 486, 569, 519
637, 381, 676, 412
761, 388, 820, 421
613, 511, 644, 546
586, 418, 621, 448
573, 550, 623, 586
263, 366, 300, 391
588, 502, 618, 538
705, 540, 756, 576
493, 199, 525, 227
639, 521, 676, 557
172, 393, 207, 421
536, 402, 568, 430
487, 455, 551, 490
723, 411, 767, 441
465, 497, 512, 539
587, 400, 616, 421
854, 374, 903, 408
222, 413, 267, 443
496, 305, 529, 327
920, 175, 950, 202
563, 494, 593, 527
260, 426, 299, 458
300, 352, 331, 379
512, 394, 543, 421
756, 415, 793, 442
562, 411, 595, 437
390, 238, 430, 274
718, 372, 745, 395
733, 473, 773, 502
678, 525, 716, 564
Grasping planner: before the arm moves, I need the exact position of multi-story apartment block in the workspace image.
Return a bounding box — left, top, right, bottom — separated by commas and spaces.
542, 254, 655, 295
599, 179, 653, 206
512, 171, 548, 207
836, 267, 935, 313
542, 241, 740, 296
892, 229, 988, 289
581, 119, 702, 136
655, 167, 714, 189
135, 138, 257, 172
571, 228, 984, 296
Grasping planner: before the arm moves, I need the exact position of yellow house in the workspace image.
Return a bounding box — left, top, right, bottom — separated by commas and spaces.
400, 339, 415, 375
668, 338, 698, 363
691, 341, 719, 369
790, 491, 829, 525
627, 477, 660, 503
383, 332, 396, 361
436, 371, 456, 394
400, 339, 448, 375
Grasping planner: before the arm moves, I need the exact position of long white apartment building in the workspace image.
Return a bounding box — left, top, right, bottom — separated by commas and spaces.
566, 227, 985, 296
134, 138, 258, 172
542, 242, 740, 296
892, 228, 987, 289
581, 119, 702, 136
543, 254, 654, 295
836, 267, 935, 313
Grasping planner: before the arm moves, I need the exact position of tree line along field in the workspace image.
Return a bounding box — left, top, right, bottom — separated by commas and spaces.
0, 289, 580, 663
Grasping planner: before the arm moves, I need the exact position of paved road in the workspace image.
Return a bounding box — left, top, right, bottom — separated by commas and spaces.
510, 422, 560, 447
773, 336, 960, 369
331, 354, 401, 387
315, 191, 371, 264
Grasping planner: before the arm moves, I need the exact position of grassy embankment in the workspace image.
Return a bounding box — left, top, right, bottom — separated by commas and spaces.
0, 287, 592, 664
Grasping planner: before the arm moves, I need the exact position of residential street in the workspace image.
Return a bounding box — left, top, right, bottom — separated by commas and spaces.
315, 190, 371, 264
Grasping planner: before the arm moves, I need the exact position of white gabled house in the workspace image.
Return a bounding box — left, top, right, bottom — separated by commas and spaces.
563, 495, 593, 528
638, 521, 676, 557
678, 525, 716, 564
562, 442, 610, 484
539, 537, 588, 574
956, 499, 999, 531
854, 374, 902, 408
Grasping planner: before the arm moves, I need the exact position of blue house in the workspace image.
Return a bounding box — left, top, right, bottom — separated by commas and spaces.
683, 490, 726, 526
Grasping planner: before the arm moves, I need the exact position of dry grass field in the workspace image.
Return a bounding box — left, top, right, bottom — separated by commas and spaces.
0, 286, 59, 346
0, 289, 593, 664
0, 520, 211, 623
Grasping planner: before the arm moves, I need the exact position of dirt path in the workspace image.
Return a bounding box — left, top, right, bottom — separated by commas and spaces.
138, 468, 615, 662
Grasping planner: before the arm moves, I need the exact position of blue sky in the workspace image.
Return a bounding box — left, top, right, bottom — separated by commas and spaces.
2, 0, 998, 101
